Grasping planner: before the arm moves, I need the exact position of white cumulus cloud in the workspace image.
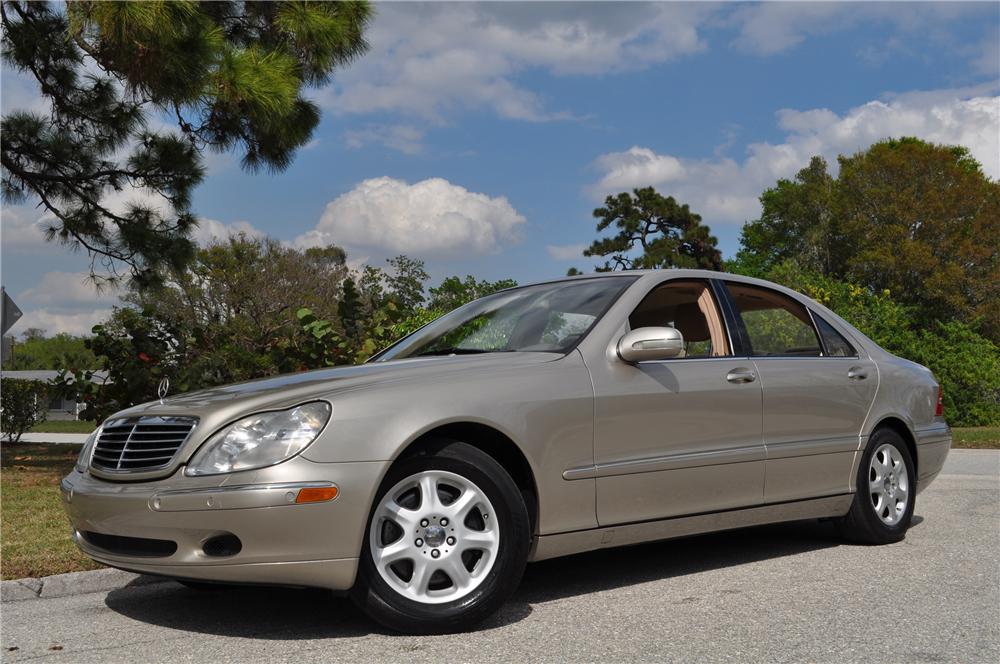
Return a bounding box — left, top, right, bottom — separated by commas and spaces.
12, 272, 119, 336
319, 2, 712, 122
14, 307, 113, 337
1, 204, 55, 251
591, 86, 1000, 226
295, 177, 526, 256
593, 148, 687, 193
189, 218, 266, 246
728, 2, 995, 57
17, 271, 118, 308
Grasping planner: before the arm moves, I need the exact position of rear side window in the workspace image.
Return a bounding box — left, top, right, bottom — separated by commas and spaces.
813, 313, 857, 357
726, 283, 821, 357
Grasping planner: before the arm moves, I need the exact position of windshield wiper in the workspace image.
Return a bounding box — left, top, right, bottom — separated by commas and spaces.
415, 347, 502, 357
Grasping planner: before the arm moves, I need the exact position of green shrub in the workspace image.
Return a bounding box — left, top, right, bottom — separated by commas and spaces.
1, 378, 49, 443
902, 322, 1000, 426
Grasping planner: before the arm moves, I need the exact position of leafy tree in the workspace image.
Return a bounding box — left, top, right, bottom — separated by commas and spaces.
838, 139, 999, 340
4, 331, 97, 370
566, 267, 582, 276
584, 187, 722, 272
355, 256, 431, 319
1, 378, 49, 442
732, 156, 840, 277
51, 248, 436, 418
52, 306, 176, 421
734, 139, 1000, 340
1, 0, 372, 287
123, 234, 349, 386
337, 277, 363, 345
385, 255, 430, 314
428, 275, 518, 312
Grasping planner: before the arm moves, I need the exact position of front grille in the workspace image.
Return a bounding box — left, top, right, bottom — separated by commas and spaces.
90, 416, 197, 472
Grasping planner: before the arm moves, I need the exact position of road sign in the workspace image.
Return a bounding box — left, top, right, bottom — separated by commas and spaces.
2, 287, 23, 336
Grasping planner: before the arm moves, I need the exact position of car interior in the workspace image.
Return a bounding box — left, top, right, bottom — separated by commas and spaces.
628, 280, 730, 358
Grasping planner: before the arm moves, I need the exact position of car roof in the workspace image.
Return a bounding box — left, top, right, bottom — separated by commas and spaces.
515, 268, 805, 295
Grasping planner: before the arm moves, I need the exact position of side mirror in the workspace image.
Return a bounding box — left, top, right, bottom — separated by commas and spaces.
617, 326, 684, 363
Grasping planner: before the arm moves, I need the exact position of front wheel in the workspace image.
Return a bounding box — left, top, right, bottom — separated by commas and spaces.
836, 428, 916, 544
351, 440, 530, 634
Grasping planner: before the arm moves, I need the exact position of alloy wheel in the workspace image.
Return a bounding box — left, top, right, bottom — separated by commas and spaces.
868, 443, 909, 525
369, 470, 500, 604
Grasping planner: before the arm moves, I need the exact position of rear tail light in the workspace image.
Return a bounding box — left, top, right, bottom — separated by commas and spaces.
935, 385, 944, 418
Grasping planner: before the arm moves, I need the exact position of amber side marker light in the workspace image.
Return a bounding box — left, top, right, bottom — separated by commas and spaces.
296, 486, 339, 504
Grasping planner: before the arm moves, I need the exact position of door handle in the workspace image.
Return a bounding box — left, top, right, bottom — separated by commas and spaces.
848, 367, 868, 381
726, 368, 756, 384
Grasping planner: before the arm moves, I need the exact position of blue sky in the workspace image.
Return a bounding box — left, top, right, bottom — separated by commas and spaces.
2, 1, 999, 335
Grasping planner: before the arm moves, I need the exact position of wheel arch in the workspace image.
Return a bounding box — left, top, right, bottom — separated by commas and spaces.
394, 421, 540, 535
870, 416, 918, 474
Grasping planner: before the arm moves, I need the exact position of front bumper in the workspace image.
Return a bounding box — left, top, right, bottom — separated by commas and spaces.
61, 456, 388, 590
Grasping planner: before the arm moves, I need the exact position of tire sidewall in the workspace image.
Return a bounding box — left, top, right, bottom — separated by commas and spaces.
352, 441, 530, 633
856, 429, 916, 539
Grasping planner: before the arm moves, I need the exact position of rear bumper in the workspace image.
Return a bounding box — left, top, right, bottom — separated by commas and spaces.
914, 423, 951, 494
61, 456, 388, 590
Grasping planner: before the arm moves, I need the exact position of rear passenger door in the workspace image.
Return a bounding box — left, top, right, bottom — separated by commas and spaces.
721, 282, 878, 503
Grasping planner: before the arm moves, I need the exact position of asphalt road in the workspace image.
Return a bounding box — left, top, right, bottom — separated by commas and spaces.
2, 450, 997, 663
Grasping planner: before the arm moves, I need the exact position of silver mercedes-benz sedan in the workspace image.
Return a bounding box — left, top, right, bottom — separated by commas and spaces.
61, 270, 951, 633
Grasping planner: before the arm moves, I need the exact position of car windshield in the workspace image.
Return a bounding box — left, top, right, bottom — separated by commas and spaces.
373, 277, 637, 361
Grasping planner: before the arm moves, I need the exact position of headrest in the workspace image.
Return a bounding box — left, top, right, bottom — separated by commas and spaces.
673, 302, 710, 342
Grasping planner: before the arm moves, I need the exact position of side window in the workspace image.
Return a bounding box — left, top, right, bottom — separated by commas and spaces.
628, 280, 730, 358
726, 283, 821, 357
813, 313, 857, 357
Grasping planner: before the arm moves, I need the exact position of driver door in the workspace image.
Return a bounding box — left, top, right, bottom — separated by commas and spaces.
589, 279, 765, 526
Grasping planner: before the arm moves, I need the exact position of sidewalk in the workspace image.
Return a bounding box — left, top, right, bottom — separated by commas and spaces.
1, 432, 89, 444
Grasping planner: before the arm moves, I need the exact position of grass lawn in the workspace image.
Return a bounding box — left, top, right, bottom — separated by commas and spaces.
952, 426, 1000, 450
0, 443, 101, 580
28, 420, 96, 434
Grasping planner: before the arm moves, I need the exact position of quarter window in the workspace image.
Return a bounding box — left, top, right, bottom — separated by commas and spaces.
726, 283, 821, 357
628, 280, 730, 358
813, 313, 857, 357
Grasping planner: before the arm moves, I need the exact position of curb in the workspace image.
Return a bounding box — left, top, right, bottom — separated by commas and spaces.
1, 568, 170, 603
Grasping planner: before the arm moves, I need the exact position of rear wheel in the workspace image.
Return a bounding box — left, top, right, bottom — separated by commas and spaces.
837, 427, 915, 544
351, 440, 530, 634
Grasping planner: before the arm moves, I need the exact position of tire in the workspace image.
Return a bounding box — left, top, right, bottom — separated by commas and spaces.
836, 427, 916, 544
351, 439, 531, 634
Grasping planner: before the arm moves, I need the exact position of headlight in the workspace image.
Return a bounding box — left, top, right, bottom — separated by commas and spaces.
185, 402, 331, 476
75, 427, 102, 472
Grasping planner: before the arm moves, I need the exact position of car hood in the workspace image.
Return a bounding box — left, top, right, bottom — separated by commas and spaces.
112, 351, 562, 423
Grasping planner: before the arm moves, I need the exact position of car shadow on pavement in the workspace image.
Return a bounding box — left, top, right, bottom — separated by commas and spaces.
103, 517, 858, 639
513, 518, 844, 608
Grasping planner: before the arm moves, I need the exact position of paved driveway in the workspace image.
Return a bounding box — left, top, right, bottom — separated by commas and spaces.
2, 450, 997, 663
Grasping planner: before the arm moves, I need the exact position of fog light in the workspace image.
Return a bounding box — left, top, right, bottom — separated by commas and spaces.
203, 534, 242, 557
